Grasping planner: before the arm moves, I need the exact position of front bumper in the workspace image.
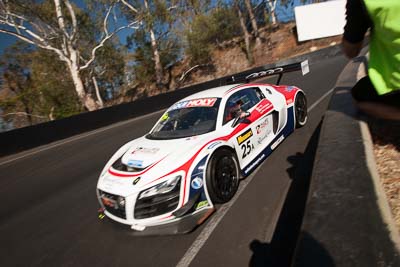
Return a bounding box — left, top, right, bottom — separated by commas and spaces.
102, 207, 214, 236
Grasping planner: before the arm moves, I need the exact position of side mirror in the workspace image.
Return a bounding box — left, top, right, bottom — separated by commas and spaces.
231, 112, 251, 128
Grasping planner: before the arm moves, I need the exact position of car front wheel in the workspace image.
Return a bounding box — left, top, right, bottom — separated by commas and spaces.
206, 149, 240, 203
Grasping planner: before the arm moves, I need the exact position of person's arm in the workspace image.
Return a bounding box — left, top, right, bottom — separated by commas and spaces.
342, 0, 371, 59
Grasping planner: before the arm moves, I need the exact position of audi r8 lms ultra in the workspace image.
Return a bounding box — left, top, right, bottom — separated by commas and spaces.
96, 61, 309, 235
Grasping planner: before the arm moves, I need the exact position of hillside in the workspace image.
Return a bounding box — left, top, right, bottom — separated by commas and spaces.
131, 22, 342, 100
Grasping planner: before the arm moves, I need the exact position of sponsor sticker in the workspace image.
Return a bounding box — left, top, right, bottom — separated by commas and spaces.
191, 177, 203, 189
127, 160, 143, 167
133, 177, 141, 185
208, 141, 222, 150
186, 98, 217, 107
255, 101, 272, 114
256, 117, 269, 134
237, 129, 253, 145
257, 130, 272, 144
286, 86, 295, 92
244, 154, 266, 174
161, 113, 169, 121
196, 200, 209, 210
169, 98, 217, 110
271, 135, 284, 150
132, 147, 160, 154
245, 67, 284, 80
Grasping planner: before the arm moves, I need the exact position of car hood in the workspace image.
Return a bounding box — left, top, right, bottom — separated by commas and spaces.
98, 134, 214, 196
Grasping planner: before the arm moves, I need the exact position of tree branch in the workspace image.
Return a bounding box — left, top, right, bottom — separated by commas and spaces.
64, 0, 77, 40
54, 0, 70, 40
179, 64, 209, 82
120, 0, 139, 14
80, 20, 139, 70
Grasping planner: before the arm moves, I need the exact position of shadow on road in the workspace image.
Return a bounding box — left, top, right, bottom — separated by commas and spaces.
248, 122, 334, 267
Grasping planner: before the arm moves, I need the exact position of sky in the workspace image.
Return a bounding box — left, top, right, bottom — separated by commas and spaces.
0, 0, 315, 55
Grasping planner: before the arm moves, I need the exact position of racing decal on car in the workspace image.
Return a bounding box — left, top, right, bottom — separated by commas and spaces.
240, 140, 254, 159
253, 99, 273, 116
169, 98, 217, 110
191, 178, 203, 189
256, 116, 269, 134
274, 85, 298, 106
187, 98, 217, 107
245, 67, 284, 80
133, 177, 141, 185
207, 141, 222, 150
257, 130, 272, 145
108, 157, 166, 178
132, 147, 160, 154
237, 129, 253, 145
285, 86, 295, 92
244, 154, 266, 174
196, 200, 209, 210
127, 160, 143, 168
271, 135, 284, 150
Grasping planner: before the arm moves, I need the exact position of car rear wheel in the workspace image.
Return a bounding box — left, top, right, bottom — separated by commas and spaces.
206, 149, 240, 204
295, 92, 307, 127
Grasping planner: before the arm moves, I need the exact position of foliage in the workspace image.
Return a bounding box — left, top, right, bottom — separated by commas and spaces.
186, 4, 241, 65
124, 0, 180, 86
30, 49, 82, 119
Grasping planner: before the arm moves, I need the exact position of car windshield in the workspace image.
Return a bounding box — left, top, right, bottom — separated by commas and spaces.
146, 98, 221, 140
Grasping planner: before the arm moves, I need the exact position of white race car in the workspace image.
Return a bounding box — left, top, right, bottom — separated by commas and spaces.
97, 61, 309, 235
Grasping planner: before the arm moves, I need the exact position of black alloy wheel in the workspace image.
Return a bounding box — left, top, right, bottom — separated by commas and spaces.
295, 92, 308, 127
206, 149, 240, 203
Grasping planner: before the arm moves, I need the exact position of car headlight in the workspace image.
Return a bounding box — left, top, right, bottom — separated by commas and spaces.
138, 175, 181, 200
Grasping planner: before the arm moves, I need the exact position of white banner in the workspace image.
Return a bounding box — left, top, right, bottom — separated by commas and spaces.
294, 0, 346, 42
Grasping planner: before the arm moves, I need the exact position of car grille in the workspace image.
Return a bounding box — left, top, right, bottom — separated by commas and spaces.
134, 184, 181, 219
99, 190, 126, 219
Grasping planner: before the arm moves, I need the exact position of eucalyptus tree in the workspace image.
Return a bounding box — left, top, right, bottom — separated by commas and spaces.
0, 0, 139, 111
121, 0, 179, 90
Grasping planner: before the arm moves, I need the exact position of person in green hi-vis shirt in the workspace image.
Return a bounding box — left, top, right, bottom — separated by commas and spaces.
342, 0, 400, 120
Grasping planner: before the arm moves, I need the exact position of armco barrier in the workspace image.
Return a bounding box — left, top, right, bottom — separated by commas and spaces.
0, 44, 342, 157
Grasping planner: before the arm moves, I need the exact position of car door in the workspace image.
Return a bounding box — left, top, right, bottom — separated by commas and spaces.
222, 87, 275, 169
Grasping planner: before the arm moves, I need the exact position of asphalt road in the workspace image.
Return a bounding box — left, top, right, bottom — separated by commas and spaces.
0, 53, 348, 267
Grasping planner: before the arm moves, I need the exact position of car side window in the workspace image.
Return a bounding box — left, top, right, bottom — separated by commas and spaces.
223, 87, 264, 125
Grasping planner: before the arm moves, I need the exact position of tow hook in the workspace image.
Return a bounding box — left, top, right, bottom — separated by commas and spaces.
98, 208, 106, 220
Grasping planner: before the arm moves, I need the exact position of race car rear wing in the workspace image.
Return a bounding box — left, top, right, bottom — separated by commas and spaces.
226, 60, 310, 85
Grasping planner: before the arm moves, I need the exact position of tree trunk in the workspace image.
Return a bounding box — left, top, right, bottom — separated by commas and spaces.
144, 0, 164, 88
92, 76, 104, 108
150, 27, 164, 88
68, 62, 97, 111
267, 0, 278, 25
244, 0, 261, 46
236, 2, 253, 64
66, 47, 97, 111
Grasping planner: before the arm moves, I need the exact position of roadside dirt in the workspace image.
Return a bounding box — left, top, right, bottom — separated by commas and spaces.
368, 119, 400, 233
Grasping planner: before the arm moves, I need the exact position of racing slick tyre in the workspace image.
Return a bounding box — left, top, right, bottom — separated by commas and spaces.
294, 92, 307, 128
206, 148, 240, 204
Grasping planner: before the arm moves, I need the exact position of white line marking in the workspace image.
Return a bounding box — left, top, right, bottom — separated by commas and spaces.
0, 110, 165, 166
176, 171, 257, 267
308, 87, 334, 113
177, 88, 335, 267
